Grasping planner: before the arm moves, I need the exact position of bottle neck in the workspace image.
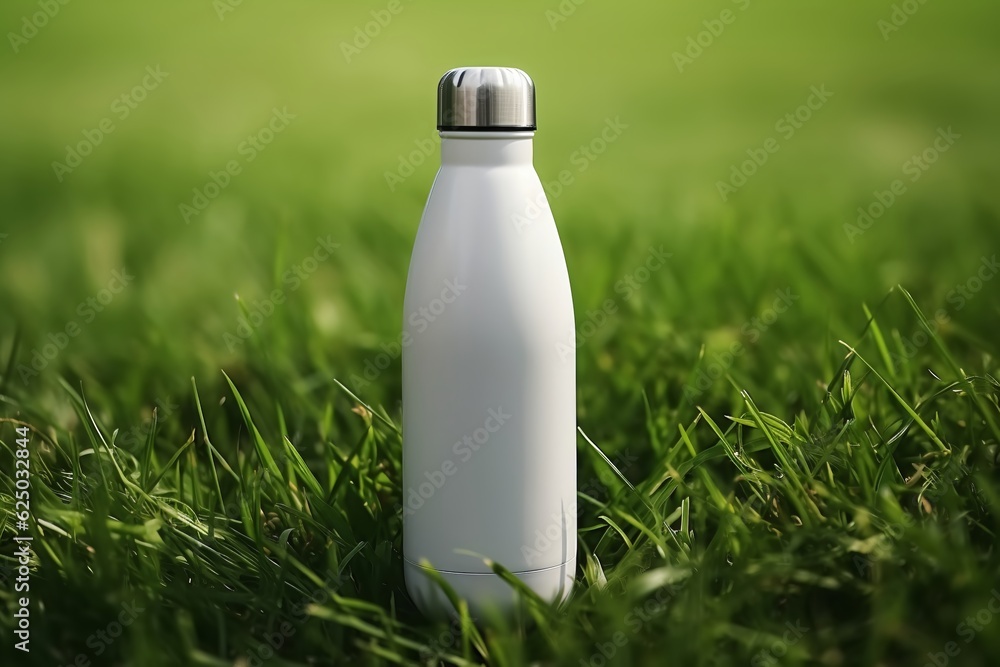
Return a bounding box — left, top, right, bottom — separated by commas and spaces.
439, 131, 535, 167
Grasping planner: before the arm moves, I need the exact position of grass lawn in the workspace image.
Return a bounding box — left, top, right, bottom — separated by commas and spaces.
2, 0, 1000, 665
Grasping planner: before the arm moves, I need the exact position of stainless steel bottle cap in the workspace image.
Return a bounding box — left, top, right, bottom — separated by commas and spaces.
437, 67, 536, 131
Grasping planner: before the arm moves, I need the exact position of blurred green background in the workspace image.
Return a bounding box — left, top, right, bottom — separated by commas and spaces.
2, 0, 997, 414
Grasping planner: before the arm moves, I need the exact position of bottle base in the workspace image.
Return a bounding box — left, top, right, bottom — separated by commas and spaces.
404, 557, 576, 620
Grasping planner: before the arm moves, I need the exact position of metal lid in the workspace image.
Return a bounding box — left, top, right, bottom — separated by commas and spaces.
437, 67, 536, 131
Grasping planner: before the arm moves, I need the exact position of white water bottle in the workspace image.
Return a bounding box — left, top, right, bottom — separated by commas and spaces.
402, 67, 577, 618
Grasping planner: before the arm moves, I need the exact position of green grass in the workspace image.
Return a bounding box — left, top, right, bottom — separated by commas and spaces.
2, 0, 1000, 665
4, 293, 1000, 667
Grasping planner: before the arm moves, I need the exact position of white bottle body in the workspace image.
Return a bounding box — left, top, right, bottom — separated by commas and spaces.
402, 132, 576, 618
